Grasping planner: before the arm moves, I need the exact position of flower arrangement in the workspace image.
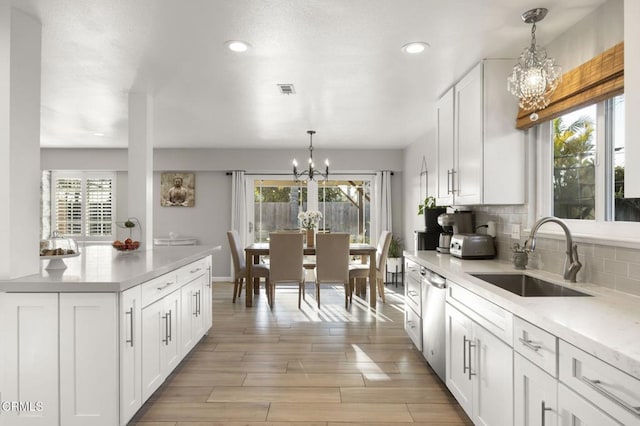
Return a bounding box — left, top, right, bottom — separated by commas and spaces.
298, 210, 323, 230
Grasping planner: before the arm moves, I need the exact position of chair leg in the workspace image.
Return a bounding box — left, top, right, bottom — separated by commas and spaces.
316, 282, 320, 308
344, 282, 350, 309
377, 277, 385, 303
298, 281, 302, 309
232, 278, 242, 303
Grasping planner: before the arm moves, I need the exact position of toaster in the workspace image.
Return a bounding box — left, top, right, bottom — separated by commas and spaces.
450, 234, 496, 259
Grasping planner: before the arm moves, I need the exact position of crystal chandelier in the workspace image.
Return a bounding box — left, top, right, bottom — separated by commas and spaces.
293, 130, 329, 181
508, 8, 561, 115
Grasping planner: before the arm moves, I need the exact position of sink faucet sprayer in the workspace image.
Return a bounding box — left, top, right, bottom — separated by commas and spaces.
523, 217, 582, 283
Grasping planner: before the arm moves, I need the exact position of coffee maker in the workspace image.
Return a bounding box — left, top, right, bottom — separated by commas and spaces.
436, 211, 473, 253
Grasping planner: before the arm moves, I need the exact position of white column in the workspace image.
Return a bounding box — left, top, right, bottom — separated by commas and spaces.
127, 93, 153, 249
0, 6, 41, 279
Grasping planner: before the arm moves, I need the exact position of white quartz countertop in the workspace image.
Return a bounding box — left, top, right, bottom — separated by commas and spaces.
404, 250, 640, 382
0, 245, 221, 293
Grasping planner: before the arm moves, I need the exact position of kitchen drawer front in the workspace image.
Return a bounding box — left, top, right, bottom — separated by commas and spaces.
141, 272, 179, 307
405, 259, 421, 282
558, 383, 622, 426
559, 340, 640, 425
405, 271, 422, 314
177, 258, 209, 285
447, 281, 512, 345
404, 305, 422, 352
514, 316, 558, 377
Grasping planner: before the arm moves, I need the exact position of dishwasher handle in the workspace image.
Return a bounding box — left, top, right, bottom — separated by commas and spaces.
424, 270, 446, 289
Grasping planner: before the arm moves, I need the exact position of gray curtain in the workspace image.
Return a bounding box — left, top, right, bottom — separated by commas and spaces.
231, 171, 247, 247
374, 170, 393, 242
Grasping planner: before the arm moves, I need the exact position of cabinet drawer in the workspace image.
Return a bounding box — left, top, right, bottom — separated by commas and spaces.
514, 316, 558, 377
177, 258, 209, 285
405, 305, 422, 352
447, 281, 512, 345
405, 259, 421, 282
141, 272, 178, 307
559, 340, 640, 425
405, 272, 422, 314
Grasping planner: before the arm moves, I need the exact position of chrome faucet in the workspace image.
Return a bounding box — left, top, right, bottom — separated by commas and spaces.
524, 217, 582, 283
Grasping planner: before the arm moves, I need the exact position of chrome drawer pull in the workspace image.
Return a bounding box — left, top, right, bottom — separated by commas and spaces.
156, 281, 174, 291
467, 340, 476, 379
582, 376, 640, 416
190, 267, 202, 274
518, 337, 542, 352
125, 307, 134, 347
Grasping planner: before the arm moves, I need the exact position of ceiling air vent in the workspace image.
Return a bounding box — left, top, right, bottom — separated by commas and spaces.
277, 84, 296, 95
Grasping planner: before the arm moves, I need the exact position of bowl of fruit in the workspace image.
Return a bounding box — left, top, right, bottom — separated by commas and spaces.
112, 238, 140, 252
113, 217, 142, 252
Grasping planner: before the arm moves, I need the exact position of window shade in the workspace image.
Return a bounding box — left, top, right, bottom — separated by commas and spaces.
86, 178, 113, 236
55, 178, 82, 235
516, 42, 624, 130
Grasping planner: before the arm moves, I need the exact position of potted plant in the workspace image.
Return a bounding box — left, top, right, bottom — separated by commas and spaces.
417, 196, 447, 232
386, 234, 403, 279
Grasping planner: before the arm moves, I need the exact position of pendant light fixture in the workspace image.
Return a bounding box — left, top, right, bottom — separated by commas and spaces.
292, 130, 329, 181
507, 7, 561, 118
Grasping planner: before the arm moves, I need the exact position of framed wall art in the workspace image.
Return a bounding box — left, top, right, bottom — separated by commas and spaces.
161, 172, 195, 207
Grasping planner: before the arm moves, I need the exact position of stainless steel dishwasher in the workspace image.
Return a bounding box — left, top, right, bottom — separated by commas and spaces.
421, 268, 447, 382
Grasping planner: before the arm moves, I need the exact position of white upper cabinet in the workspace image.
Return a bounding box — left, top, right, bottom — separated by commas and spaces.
436, 60, 525, 207
624, 0, 640, 197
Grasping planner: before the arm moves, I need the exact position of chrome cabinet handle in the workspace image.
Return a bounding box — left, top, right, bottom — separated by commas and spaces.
582, 376, 640, 415
125, 307, 134, 347
167, 309, 173, 342
162, 312, 169, 345
467, 339, 476, 380
519, 337, 542, 352
193, 292, 199, 316
197, 290, 201, 316
541, 400, 552, 426
190, 267, 202, 274
407, 320, 416, 329
157, 281, 174, 291
463, 336, 469, 375
447, 170, 452, 194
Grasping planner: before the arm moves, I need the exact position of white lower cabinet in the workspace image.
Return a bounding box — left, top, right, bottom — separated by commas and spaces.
557, 383, 622, 425
445, 302, 513, 426
0, 293, 59, 426
514, 353, 558, 426
59, 293, 118, 426
142, 288, 181, 401
120, 286, 142, 426
180, 273, 206, 356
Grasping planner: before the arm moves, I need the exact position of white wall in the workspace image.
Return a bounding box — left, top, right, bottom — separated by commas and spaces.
42, 147, 404, 277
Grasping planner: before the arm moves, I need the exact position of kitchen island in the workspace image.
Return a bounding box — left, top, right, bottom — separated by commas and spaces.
405, 250, 640, 425
0, 244, 219, 426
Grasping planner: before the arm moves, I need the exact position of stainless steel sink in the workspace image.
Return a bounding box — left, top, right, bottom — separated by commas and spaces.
470, 273, 591, 297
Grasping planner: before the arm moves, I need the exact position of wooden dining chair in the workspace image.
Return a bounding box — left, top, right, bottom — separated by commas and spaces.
227, 230, 269, 303
315, 232, 351, 309
267, 232, 305, 309
349, 230, 392, 303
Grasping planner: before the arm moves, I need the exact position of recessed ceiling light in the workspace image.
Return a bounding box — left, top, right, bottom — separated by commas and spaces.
93, 132, 105, 136
401, 42, 430, 54
225, 40, 251, 53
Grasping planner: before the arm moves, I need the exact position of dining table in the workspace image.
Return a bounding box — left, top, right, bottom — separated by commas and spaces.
244, 242, 379, 308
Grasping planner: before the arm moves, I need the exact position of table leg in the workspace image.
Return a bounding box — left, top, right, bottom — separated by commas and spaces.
253, 256, 260, 294
245, 251, 253, 307
369, 253, 377, 309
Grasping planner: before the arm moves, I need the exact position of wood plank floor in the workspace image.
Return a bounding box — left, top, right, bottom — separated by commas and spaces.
130, 282, 472, 425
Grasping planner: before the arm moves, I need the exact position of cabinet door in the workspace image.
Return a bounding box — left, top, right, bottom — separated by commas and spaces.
162, 289, 181, 372
454, 62, 483, 205
59, 293, 118, 426
472, 322, 513, 426
514, 353, 558, 426
558, 383, 622, 426
0, 293, 58, 426
445, 303, 473, 417
120, 286, 142, 426
436, 87, 455, 206
180, 276, 205, 356
141, 299, 165, 400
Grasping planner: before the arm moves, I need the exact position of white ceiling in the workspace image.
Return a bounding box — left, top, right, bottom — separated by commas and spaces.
14, 0, 607, 149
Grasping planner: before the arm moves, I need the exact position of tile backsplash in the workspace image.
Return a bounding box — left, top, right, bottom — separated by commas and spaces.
472, 205, 640, 297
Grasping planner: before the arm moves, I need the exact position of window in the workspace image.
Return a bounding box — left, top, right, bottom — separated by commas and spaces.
538, 94, 640, 242
51, 171, 116, 240
249, 176, 372, 244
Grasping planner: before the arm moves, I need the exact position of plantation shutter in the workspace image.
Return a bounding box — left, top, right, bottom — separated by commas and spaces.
86, 178, 113, 236
54, 178, 83, 236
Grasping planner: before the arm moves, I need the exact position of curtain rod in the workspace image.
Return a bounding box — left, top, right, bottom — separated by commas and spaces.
225, 171, 393, 176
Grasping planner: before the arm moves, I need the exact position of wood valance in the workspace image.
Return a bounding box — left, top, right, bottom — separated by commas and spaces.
516, 42, 624, 130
